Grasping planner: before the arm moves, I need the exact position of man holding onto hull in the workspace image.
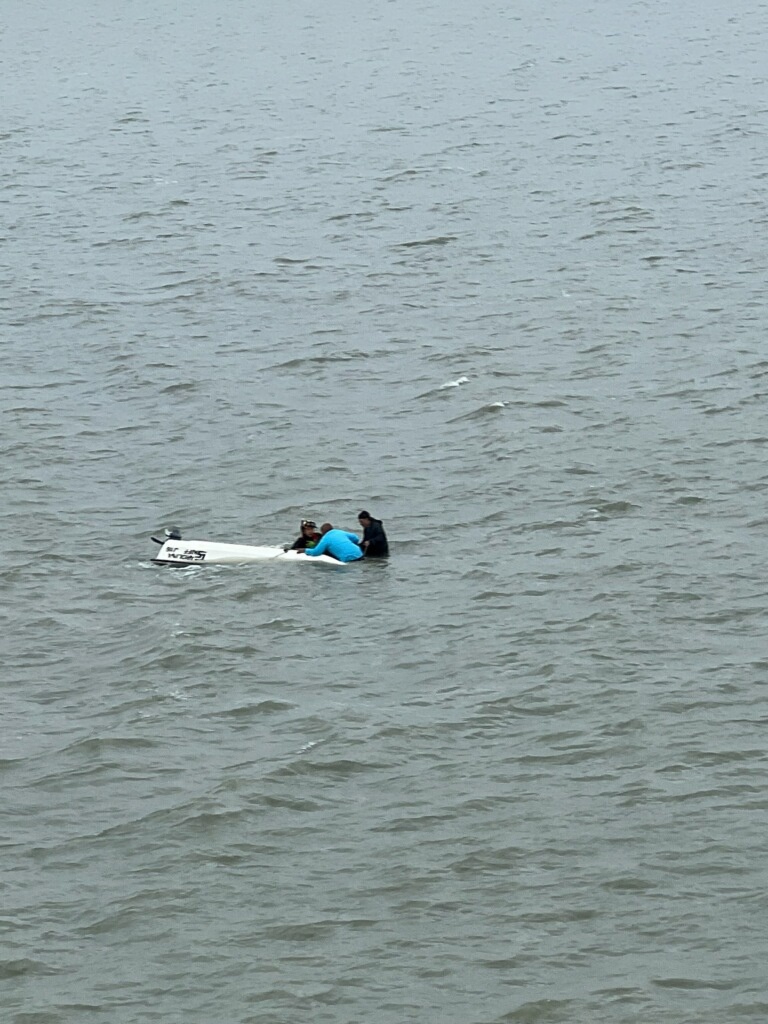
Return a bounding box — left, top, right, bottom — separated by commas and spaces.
304, 523, 364, 563
356, 511, 389, 558
288, 519, 322, 551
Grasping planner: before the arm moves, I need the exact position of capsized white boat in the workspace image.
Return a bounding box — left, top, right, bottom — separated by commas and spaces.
151, 530, 347, 567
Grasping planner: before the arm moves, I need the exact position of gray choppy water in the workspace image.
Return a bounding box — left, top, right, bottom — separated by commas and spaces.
3, 1, 768, 1021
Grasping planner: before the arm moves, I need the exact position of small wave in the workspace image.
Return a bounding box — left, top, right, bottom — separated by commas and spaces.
62, 736, 159, 758
160, 382, 199, 394
325, 211, 376, 222
267, 757, 385, 780
585, 500, 640, 516
264, 920, 339, 941
652, 977, 739, 991
271, 351, 369, 369
448, 402, 506, 422
396, 235, 457, 248
209, 700, 295, 719
0, 957, 59, 979
122, 210, 159, 222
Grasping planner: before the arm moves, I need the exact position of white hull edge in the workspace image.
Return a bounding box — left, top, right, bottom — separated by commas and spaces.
151, 538, 347, 567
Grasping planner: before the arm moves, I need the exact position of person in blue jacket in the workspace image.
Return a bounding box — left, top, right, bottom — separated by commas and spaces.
303, 522, 364, 563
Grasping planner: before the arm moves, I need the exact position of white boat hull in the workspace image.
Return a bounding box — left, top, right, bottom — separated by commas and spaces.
152, 537, 346, 567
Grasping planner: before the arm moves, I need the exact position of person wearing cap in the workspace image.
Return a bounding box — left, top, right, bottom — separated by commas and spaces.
357, 511, 389, 558
304, 523, 364, 563
288, 519, 322, 551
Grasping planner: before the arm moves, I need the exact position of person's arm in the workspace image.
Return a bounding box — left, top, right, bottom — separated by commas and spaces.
304, 533, 330, 557
289, 536, 305, 550
344, 531, 362, 545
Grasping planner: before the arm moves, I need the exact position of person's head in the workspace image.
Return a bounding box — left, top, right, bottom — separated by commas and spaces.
300, 519, 317, 534
357, 510, 372, 526
320, 522, 333, 535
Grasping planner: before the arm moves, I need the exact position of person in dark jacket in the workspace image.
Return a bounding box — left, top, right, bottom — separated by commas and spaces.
289, 519, 322, 551
357, 511, 389, 557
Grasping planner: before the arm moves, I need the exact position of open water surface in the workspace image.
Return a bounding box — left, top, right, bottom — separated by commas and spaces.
3, 1, 768, 1021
